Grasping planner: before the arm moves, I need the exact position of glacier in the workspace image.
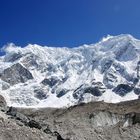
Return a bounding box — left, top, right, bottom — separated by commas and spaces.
0, 34, 140, 108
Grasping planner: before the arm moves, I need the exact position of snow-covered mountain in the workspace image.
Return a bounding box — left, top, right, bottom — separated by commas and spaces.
0, 34, 140, 108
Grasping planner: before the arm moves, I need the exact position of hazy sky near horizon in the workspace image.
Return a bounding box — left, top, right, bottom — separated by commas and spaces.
0, 0, 140, 48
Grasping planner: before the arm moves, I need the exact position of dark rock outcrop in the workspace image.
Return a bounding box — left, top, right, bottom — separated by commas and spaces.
1, 82, 10, 90
43, 126, 52, 134
73, 83, 105, 101
41, 77, 59, 87
53, 131, 65, 140
6, 107, 17, 116
0, 95, 7, 110
6, 106, 29, 124
132, 113, 140, 124
113, 84, 133, 96
57, 89, 68, 98
34, 89, 47, 100
16, 112, 29, 124
84, 87, 102, 96
133, 78, 139, 85
134, 87, 140, 95
28, 120, 42, 129
0, 63, 33, 85
100, 59, 113, 73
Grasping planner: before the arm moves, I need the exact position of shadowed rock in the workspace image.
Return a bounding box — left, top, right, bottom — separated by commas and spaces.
57, 89, 68, 98
53, 131, 65, 140
34, 89, 47, 100
134, 87, 140, 95
84, 87, 102, 96
6, 107, 17, 117
28, 120, 42, 129
113, 84, 133, 96
132, 113, 140, 124
41, 77, 59, 87
0, 63, 33, 85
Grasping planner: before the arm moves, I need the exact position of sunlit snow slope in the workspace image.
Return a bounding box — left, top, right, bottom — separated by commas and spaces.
0, 34, 140, 107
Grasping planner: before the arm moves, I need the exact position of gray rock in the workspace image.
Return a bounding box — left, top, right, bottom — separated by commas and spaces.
100, 59, 113, 73
16, 112, 29, 124
28, 120, 42, 129
34, 89, 47, 100
1, 82, 10, 90
0, 95, 7, 110
6, 107, 17, 116
43, 126, 52, 134
57, 89, 68, 98
0, 63, 33, 85
103, 70, 118, 89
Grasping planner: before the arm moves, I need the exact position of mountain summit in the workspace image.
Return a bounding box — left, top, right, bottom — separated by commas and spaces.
0, 34, 140, 107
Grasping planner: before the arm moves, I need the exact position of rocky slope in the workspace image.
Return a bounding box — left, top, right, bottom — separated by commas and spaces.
0, 34, 140, 107
0, 95, 57, 140
0, 94, 140, 140
17, 99, 140, 140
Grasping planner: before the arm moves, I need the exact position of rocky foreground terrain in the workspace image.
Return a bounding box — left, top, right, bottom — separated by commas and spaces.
0, 94, 140, 140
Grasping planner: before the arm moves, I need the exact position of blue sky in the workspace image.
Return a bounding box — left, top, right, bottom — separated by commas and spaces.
0, 0, 140, 48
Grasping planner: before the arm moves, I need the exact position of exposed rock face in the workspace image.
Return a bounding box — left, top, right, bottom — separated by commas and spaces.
113, 84, 133, 96
6, 106, 29, 124
28, 120, 42, 129
41, 77, 60, 87
134, 87, 140, 95
34, 89, 47, 100
6, 107, 17, 116
100, 59, 113, 73
1, 81, 10, 90
57, 89, 68, 98
88, 111, 125, 127
0, 63, 33, 85
84, 87, 102, 96
0, 95, 7, 109
73, 82, 105, 102
132, 113, 140, 124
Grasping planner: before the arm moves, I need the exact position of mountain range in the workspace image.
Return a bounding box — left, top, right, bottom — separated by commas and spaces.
0, 34, 140, 108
